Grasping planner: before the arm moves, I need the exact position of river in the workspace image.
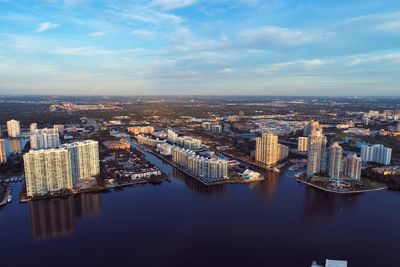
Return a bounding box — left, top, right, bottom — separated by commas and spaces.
0, 145, 399, 266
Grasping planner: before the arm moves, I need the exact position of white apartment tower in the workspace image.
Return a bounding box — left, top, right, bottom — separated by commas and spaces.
24, 149, 73, 197
30, 128, 60, 150
7, 119, 20, 137
61, 140, 100, 182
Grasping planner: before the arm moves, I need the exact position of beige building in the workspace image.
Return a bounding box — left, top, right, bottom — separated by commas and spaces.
24, 149, 73, 197
298, 137, 308, 152
7, 119, 20, 137
0, 139, 6, 163
255, 132, 279, 167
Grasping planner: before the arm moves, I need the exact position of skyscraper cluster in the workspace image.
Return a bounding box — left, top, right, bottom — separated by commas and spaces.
306, 123, 362, 180
24, 140, 100, 197
171, 146, 228, 181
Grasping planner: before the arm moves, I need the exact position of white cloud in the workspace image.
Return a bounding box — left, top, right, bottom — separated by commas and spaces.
151, 0, 196, 10
36, 22, 59, 32
90, 31, 105, 36
240, 26, 325, 46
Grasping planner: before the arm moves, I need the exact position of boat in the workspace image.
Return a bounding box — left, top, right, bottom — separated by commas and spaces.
272, 167, 280, 173
7, 195, 12, 203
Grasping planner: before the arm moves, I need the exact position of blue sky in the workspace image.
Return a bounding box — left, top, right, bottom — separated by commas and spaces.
0, 0, 399, 95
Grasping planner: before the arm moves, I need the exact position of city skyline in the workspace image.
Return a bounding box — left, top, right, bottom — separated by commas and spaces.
1, 0, 400, 96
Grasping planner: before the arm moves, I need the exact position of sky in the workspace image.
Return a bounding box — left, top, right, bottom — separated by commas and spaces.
0, 0, 399, 96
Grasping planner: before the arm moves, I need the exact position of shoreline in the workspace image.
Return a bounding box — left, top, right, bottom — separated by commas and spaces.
138, 143, 264, 186
296, 178, 388, 194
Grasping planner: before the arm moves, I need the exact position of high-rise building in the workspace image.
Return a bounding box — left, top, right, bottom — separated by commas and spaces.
304, 120, 321, 137
307, 130, 327, 177
0, 139, 6, 163
9, 138, 22, 154
327, 143, 343, 179
171, 146, 228, 181
344, 153, 362, 180
7, 119, 20, 137
24, 149, 73, 197
278, 144, 289, 161
298, 137, 308, 152
361, 144, 392, 165
255, 132, 279, 167
53, 124, 65, 135
30, 123, 37, 133
61, 140, 100, 182
167, 129, 178, 144
30, 128, 60, 150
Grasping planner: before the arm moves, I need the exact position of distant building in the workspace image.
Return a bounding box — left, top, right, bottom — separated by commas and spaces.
344, 153, 362, 180
298, 137, 308, 152
53, 124, 65, 135
304, 120, 321, 137
278, 144, 289, 161
137, 134, 166, 147
171, 146, 228, 181
127, 126, 154, 135
0, 139, 6, 163
103, 139, 131, 150
24, 149, 73, 197
156, 143, 173, 155
7, 119, 20, 137
61, 140, 100, 182
211, 124, 222, 133
255, 132, 279, 167
30, 123, 37, 133
361, 144, 392, 165
201, 122, 212, 130
30, 128, 60, 150
9, 138, 22, 154
327, 143, 343, 179
167, 129, 202, 150
307, 130, 327, 177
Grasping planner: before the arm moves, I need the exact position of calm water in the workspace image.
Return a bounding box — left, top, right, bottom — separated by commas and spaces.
1, 149, 400, 267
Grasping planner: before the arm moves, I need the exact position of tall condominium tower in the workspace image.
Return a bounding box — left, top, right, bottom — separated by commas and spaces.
61, 140, 100, 182
7, 119, 20, 137
361, 144, 392, 165
303, 120, 322, 137
344, 153, 362, 180
30, 123, 37, 133
24, 149, 73, 197
30, 128, 60, 150
327, 143, 343, 179
0, 139, 6, 163
255, 132, 279, 167
307, 130, 327, 177
298, 137, 308, 152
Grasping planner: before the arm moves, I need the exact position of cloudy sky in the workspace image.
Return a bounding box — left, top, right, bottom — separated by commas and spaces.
0, 0, 399, 95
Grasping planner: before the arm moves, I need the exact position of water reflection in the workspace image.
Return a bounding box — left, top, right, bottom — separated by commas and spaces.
303, 186, 361, 221
172, 168, 227, 196
28, 193, 101, 240
9, 138, 22, 154
255, 170, 279, 202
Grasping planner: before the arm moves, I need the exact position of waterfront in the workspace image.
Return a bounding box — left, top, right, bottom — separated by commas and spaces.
1, 146, 400, 266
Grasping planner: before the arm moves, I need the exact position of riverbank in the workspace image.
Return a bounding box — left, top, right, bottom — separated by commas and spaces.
136, 142, 264, 186
296, 177, 388, 194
